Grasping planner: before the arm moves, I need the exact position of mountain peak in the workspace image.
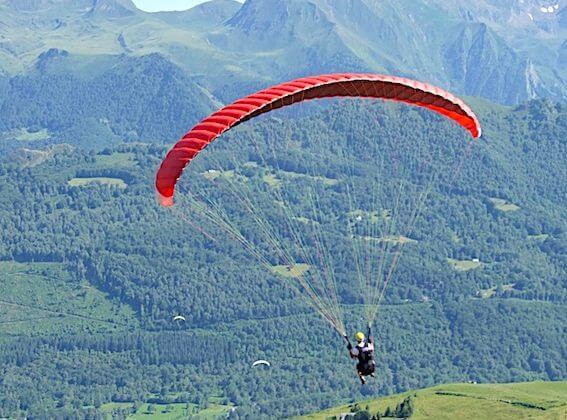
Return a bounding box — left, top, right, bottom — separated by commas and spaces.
227, 0, 333, 34
154, 0, 241, 29
87, 0, 137, 17
192, 0, 241, 11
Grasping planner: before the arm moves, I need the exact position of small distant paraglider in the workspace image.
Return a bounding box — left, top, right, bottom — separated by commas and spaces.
252, 360, 271, 368
173, 315, 186, 322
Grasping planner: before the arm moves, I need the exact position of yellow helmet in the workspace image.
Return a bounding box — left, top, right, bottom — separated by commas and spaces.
355, 332, 365, 342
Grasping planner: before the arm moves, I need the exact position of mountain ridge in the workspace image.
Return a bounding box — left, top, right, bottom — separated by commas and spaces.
0, 0, 565, 105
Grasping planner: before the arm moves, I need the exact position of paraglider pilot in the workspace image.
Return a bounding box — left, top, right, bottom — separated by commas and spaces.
344, 323, 375, 384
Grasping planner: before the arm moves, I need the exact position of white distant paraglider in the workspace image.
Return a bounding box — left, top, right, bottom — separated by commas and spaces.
173, 315, 186, 322
252, 360, 271, 368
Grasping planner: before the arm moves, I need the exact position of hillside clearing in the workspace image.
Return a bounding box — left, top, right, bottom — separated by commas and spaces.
16, 148, 51, 167
528, 234, 549, 241
358, 235, 417, 244
68, 177, 128, 188
280, 169, 339, 186
478, 284, 516, 299
202, 169, 236, 181
447, 258, 482, 271
1, 128, 51, 142
348, 210, 382, 223
99, 401, 232, 419
300, 381, 567, 419
489, 197, 520, 212
272, 264, 311, 278
0, 261, 136, 335
95, 152, 136, 167
263, 173, 281, 187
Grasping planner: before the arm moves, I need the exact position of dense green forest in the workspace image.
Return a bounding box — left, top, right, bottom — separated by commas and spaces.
0, 53, 215, 149
0, 98, 565, 418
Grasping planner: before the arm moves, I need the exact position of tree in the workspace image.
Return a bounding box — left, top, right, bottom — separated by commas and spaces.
353, 410, 372, 420
395, 396, 414, 418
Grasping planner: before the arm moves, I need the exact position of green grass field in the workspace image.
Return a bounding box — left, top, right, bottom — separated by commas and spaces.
95, 152, 136, 168
478, 284, 516, 299
348, 210, 382, 224
278, 169, 339, 186
272, 264, 311, 278
447, 258, 482, 271
489, 198, 521, 212
528, 234, 550, 241
1, 128, 51, 142
300, 381, 567, 420
68, 177, 128, 188
16, 148, 51, 168
360, 235, 417, 244
0, 261, 137, 335
202, 169, 237, 181
294, 216, 313, 224
100, 401, 232, 419
199, 162, 339, 194
263, 173, 281, 187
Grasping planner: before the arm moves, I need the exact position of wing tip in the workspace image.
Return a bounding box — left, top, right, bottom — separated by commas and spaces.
156, 191, 175, 207
472, 123, 482, 139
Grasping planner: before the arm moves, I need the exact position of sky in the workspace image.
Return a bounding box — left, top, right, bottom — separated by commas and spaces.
133, 0, 243, 12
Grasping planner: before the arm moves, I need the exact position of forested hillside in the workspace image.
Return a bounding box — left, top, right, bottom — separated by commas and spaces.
0, 98, 565, 418
0, 52, 215, 148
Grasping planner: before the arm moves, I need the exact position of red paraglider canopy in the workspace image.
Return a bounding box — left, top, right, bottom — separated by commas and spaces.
156, 73, 481, 206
